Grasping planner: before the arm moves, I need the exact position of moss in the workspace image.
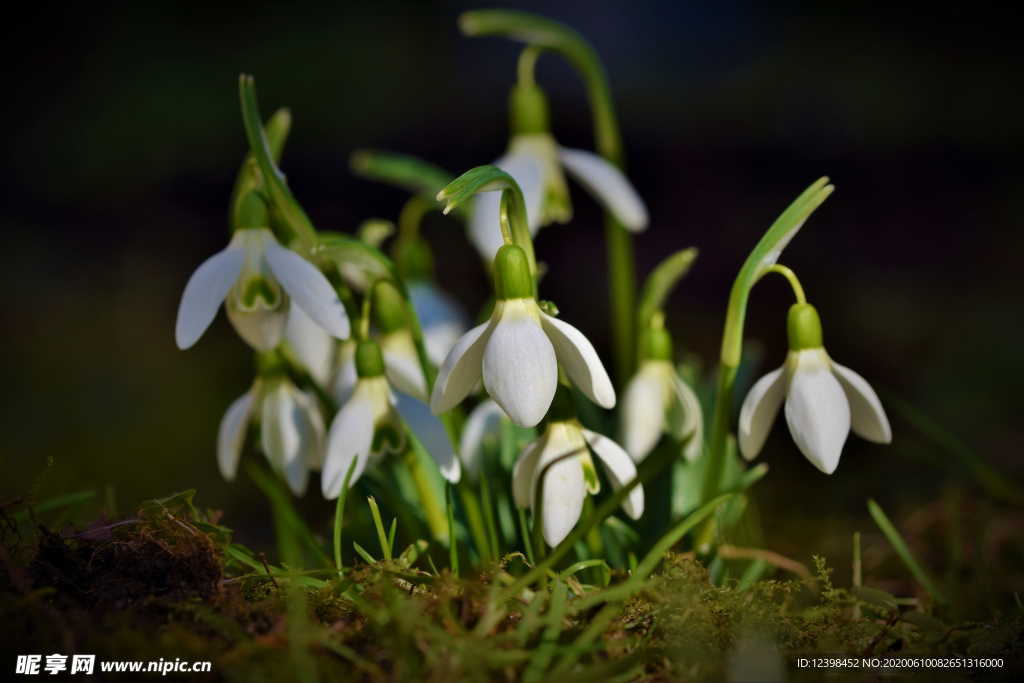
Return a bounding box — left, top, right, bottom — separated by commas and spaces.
2, 492, 1022, 681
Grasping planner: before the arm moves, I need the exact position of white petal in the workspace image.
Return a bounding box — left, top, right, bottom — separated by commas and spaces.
396, 394, 461, 484
558, 146, 648, 231
738, 366, 786, 461
381, 331, 429, 402
285, 304, 335, 386
175, 247, 245, 349
468, 152, 544, 261
512, 438, 544, 509
539, 454, 586, 547
831, 362, 892, 444
331, 341, 358, 405
217, 391, 254, 481
294, 389, 327, 471
226, 305, 287, 351
668, 373, 705, 463
431, 320, 492, 414
785, 355, 850, 475
620, 365, 667, 462
540, 312, 615, 409
531, 424, 587, 546
583, 429, 644, 519
459, 399, 507, 479
264, 243, 351, 339
322, 392, 375, 498
259, 381, 312, 495
483, 301, 557, 427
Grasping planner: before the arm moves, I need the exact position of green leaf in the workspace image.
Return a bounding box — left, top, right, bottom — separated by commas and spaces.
350, 149, 455, 199
867, 499, 948, 604
637, 247, 697, 326
238, 75, 319, 251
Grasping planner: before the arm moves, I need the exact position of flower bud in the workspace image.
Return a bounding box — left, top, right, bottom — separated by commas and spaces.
787, 303, 824, 350
355, 340, 386, 379
492, 244, 534, 300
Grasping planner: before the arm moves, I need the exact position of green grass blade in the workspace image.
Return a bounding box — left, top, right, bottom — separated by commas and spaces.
867, 499, 947, 604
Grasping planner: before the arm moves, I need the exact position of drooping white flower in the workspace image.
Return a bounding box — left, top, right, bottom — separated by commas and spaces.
458, 399, 508, 479
408, 282, 469, 367
621, 360, 703, 463
470, 134, 649, 261
513, 418, 643, 547
430, 245, 615, 428
175, 227, 350, 351
284, 303, 336, 386
738, 304, 891, 474
217, 375, 325, 496
322, 340, 460, 498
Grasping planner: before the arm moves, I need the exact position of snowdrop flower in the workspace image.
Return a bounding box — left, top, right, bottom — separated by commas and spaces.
621, 321, 703, 462
512, 390, 643, 546
431, 244, 615, 427
323, 340, 460, 498
217, 374, 325, 496
738, 303, 892, 474
458, 399, 508, 479
175, 195, 350, 351
283, 304, 336, 386
330, 339, 358, 406
469, 82, 648, 261
408, 282, 468, 367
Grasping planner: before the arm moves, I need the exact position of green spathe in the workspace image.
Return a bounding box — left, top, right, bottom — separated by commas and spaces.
355, 340, 386, 379
493, 244, 534, 300
787, 303, 824, 351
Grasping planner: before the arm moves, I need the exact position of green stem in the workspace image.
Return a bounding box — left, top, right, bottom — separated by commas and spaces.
700, 178, 834, 508
762, 264, 807, 304
402, 449, 449, 544
458, 483, 493, 562
459, 9, 635, 382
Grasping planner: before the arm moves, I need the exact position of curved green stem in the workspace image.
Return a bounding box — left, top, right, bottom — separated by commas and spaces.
761, 264, 807, 304
459, 9, 636, 382
699, 178, 834, 509
438, 165, 537, 283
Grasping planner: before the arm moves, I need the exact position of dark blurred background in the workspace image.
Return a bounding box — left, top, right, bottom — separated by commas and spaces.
2, 2, 1021, 567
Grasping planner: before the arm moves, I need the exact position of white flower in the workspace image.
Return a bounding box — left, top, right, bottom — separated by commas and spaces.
379, 329, 429, 402
322, 342, 460, 498
469, 134, 649, 261
458, 399, 508, 479
430, 296, 615, 428
217, 376, 325, 496
408, 282, 468, 366
738, 348, 891, 474
330, 340, 358, 406
513, 420, 643, 547
284, 304, 336, 386
175, 228, 350, 351
621, 360, 703, 463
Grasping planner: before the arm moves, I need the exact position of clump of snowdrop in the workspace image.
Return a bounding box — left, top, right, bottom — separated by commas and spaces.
469, 62, 648, 260
513, 387, 643, 546
739, 301, 891, 474
620, 315, 703, 463
430, 243, 615, 427
217, 358, 325, 496
175, 192, 350, 351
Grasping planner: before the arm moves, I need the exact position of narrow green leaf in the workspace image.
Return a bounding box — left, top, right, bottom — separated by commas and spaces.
637, 247, 698, 325
350, 149, 455, 198
867, 499, 947, 604
367, 496, 392, 562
